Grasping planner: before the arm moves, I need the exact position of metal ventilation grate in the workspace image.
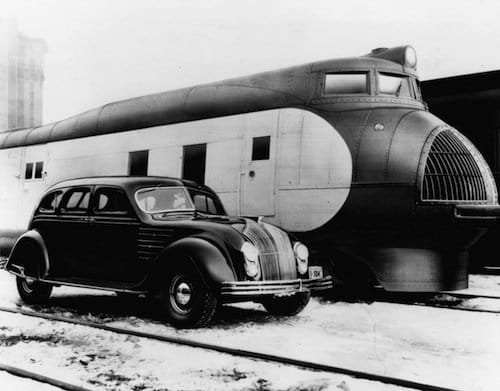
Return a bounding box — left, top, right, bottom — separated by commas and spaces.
422, 130, 487, 201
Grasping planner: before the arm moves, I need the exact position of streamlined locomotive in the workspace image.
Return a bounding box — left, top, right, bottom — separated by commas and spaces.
1, 45, 499, 292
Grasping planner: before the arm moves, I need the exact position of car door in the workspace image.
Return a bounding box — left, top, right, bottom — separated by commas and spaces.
90, 186, 144, 284
49, 186, 93, 279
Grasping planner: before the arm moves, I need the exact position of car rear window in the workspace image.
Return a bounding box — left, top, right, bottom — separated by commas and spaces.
38, 191, 62, 214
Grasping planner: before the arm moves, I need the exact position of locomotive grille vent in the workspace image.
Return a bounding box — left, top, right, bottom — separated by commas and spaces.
422, 130, 487, 202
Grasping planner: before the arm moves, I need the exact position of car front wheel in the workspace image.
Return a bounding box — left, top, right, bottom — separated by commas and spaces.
262, 291, 311, 316
16, 276, 52, 304
159, 262, 217, 328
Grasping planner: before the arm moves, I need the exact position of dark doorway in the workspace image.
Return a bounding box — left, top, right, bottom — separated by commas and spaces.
182, 144, 206, 184
129, 150, 149, 176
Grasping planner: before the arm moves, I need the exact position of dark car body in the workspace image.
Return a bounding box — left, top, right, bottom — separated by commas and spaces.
5, 176, 332, 327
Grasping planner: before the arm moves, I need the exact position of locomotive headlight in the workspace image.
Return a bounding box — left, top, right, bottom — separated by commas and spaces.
404, 46, 417, 69
293, 242, 309, 275
241, 242, 260, 279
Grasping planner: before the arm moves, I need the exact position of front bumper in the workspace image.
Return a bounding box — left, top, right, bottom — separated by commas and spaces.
454, 204, 500, 221
220, 276, 333, 300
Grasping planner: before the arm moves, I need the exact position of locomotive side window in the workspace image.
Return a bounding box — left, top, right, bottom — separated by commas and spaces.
34, 162, 44, 178
252, 136, 271, 160
24, 163, 33, 179
378, 73, 412, 98
24, 161, 44, 180
324, 73, 368, 95
129, 150, 149, 176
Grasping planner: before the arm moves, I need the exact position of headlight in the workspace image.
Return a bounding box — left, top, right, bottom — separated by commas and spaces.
404, 45, 417, 69
293, 242, 309, 275
241, 242, 260, 279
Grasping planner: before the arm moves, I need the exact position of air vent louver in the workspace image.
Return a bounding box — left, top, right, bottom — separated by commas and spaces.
422, 130, 487, 201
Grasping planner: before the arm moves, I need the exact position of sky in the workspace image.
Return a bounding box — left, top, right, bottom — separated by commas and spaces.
2, 0, 500, 124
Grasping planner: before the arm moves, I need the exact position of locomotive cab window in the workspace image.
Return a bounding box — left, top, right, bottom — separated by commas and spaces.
324, 73, 368, 95
378, 73, 412, 98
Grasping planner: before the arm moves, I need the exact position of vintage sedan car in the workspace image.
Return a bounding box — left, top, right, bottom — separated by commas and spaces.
5, 176, 332, 327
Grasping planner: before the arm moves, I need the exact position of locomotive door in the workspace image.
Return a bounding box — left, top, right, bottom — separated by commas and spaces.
240, 111, 278, 217
0, 149, 23, 230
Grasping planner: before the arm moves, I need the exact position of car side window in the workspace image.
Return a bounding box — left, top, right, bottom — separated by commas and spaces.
37, 191, 62, 214
60, 187, 91, 214
189, 190, 225, 215
94, 188, 130, 215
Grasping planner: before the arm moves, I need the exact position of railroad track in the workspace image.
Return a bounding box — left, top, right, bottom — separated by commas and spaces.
0, 363, 92, 391
363, 290, 500, 315
0, 305, 460, 391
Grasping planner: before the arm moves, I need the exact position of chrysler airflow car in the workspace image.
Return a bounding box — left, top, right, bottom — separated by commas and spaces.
5, 176, 332, 327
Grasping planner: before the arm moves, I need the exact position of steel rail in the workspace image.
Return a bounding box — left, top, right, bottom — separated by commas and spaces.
380, 299, 500, 315
0, 362, 92, 391
0, 305, 460, 391
439, 292, 500, 301
367, 288, 500, 314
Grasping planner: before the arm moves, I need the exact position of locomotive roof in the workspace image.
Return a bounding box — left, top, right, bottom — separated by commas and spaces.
0, 46, 419, 150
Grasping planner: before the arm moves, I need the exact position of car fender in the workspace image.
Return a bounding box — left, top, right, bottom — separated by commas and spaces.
6, 230, 50, 279
151, 237, 237, 289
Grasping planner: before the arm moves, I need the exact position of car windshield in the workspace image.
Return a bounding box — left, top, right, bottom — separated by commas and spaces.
135, 187, 194, 213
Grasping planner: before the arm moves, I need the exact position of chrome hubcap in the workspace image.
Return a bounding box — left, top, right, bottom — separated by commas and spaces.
169, 275, 193, 314
175, 282, 192, 306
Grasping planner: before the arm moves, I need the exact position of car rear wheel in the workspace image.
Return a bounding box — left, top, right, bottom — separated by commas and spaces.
262, 291, 311, 316
16, 276, 52, 304
159, 262, 217, 328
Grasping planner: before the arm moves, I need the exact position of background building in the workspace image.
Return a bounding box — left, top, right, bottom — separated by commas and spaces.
0, 18, 46, 131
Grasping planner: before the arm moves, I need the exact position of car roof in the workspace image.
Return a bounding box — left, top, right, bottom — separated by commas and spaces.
46, 176, 214, 194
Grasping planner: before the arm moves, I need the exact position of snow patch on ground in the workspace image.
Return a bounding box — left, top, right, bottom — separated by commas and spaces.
0, 371, 62, 391
1, 271, 500, 390
0, 311, 407, 391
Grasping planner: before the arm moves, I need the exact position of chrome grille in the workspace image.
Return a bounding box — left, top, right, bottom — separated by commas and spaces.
243, 221, 297, 280
422, 129, 487, 201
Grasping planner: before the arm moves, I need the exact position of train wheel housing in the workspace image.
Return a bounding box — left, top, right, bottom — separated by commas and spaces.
16, 276, 52, 304
262, 291, 311, 316
159, 260, 218, 328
